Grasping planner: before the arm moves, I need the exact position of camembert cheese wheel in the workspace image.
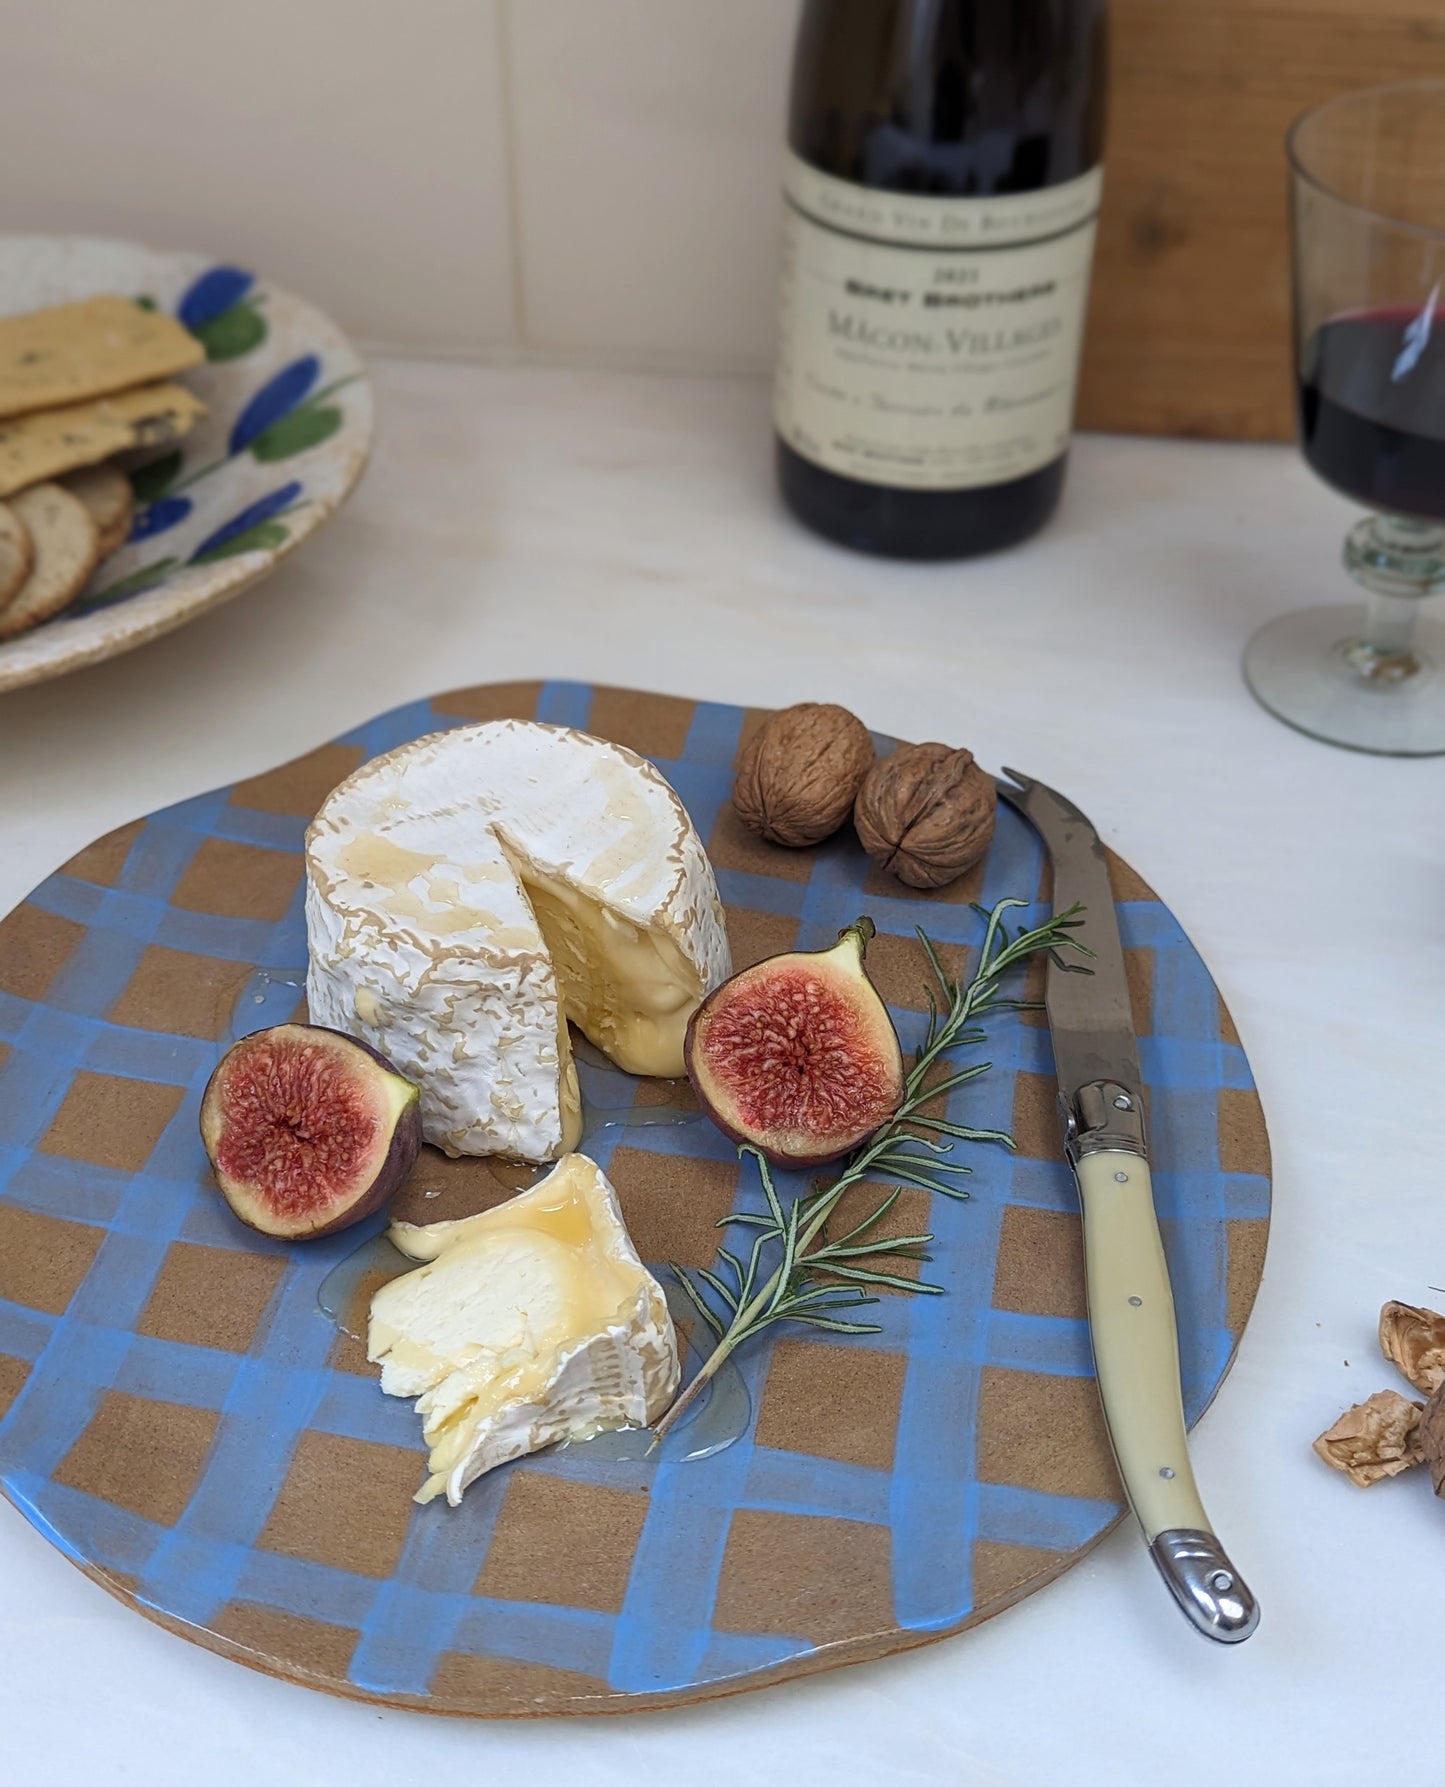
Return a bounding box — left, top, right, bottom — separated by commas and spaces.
304, 720, 731, 1160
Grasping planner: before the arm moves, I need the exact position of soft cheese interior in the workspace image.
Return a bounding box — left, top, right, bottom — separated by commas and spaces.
304, 721, 732, 1161
503, 842, 705, 1076
369, 1152, 679, 1504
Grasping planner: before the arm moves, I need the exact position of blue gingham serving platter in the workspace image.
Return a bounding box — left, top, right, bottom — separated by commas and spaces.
0, 236, 372, 693
0, 682, 1269, 1715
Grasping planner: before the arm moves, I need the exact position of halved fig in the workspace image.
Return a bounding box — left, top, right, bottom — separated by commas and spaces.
200, 1024, 422, 1240
685, 918, 905, 1168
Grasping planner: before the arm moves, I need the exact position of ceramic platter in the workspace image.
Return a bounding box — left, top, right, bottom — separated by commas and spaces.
0, 235, 373, 693
0, 683, 1270, 1715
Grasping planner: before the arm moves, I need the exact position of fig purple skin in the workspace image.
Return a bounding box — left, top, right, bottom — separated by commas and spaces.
200, 1023, 422, 1240
685, 919, 905, 1169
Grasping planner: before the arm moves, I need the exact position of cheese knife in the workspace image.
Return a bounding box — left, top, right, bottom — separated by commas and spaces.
995, 768, 1259, 1644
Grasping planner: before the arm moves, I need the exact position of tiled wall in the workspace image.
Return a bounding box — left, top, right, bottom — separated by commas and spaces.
6, 0, 798, 369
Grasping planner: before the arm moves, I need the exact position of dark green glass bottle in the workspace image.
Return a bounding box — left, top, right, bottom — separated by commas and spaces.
775, 0, 1109, 558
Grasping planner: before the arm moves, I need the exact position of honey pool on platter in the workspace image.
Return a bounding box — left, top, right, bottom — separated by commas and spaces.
0, 681, 1270, 1715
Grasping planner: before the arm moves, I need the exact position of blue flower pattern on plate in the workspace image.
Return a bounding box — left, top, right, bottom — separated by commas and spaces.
177, 265, 255, 330
228, 356, 320, 455
127, 495, 192, 543
82, 276, 346, 616
191, 482, 303, 560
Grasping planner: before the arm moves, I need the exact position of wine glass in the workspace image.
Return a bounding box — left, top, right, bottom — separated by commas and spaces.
1244, 81, 1445, 755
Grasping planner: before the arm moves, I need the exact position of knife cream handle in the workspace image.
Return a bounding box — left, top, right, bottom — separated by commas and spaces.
1075, 1149, 1259, 1643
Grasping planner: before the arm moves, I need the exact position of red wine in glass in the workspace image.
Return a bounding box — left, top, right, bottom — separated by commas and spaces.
1298, 304, 1445, 522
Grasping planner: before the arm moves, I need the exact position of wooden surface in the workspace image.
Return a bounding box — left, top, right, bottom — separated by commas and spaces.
1079, 0, 1445, 441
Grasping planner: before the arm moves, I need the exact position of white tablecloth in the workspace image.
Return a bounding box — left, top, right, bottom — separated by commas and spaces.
0, 361, 1437, 1786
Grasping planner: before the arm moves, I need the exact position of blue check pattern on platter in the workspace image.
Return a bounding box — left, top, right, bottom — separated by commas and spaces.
0, 682, 1270, 1715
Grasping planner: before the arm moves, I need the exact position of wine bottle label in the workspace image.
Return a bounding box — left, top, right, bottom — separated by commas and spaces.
774, 153, 1103, 491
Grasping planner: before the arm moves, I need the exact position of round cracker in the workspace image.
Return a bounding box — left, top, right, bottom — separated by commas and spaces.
0, 483, 100, 642
0, 500, 33, 608
61, 462, 134, 557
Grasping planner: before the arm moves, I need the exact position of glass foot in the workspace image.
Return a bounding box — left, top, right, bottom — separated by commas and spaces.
1243, 603, 1445, 756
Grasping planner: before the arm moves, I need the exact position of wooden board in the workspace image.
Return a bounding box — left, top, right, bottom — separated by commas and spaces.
1079, 0, 1445, 440
0, 683, 1271, 1715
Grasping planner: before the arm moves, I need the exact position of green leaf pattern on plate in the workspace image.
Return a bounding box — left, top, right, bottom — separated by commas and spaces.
250, 403, 344, 462
191, 294, 268, 362
191, 506, 306, 564
128, 450, 184, 504
72, 559, 181, 610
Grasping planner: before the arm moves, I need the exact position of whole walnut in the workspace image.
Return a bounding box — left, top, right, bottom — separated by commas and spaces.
732, 703, 875, 847
854, 742, 996, 889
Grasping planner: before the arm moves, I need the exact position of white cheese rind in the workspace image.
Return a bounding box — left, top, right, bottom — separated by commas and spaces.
368, 1153, 680, 1504
304, 720, 731, 1161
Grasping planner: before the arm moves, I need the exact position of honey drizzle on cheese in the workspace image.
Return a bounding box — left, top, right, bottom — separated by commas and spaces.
335, 833, 516, 940
368, 1155, 670, 1501
338, 825, 703, 1100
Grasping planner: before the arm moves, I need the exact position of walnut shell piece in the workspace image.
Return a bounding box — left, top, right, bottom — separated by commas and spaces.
732, 703, 875, 848
853, 743, 997, 890
1313, 1389, 1425, 1486
1378, 1300, 1445, 1395
1420, 1384, 1445, 1499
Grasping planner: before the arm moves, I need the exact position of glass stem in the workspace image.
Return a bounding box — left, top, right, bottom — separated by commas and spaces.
1343, 514, 1445, 683
1362, 589, 1421, 659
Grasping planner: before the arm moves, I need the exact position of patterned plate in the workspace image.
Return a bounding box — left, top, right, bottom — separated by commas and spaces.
0, 683, 1270, 1715
0, 236, 373, 693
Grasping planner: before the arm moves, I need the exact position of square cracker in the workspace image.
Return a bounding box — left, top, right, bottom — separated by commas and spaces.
0, 294, 204, 420
0, 382, 206, 498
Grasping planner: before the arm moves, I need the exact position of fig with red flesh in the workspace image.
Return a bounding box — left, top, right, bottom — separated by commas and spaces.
200, 1023, 422, 1240
685, 918, 905, 1168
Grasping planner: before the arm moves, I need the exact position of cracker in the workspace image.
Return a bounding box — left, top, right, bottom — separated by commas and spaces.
0, 483, 101, 641
61, 463, 133, 556
0, 383, 205, 498
0, 295, 204, 420
0, 500, 32, 607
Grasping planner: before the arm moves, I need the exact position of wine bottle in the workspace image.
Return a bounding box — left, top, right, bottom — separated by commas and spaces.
774, 0, 1108, 559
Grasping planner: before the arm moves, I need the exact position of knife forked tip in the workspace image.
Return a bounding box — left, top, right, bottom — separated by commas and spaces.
997, 765, 1034, 793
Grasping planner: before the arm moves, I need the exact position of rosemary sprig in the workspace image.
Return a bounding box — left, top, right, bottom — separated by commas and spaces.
651, 896, 1092, 1443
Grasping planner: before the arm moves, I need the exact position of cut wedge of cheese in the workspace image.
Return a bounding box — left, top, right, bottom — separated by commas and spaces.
369, 1152, 680, 1504
305, 720, 731, 1161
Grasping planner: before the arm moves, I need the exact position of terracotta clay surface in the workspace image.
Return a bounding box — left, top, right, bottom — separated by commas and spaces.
0, 682, 1270, 1716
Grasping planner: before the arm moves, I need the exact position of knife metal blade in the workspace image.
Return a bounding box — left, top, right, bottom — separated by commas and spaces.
994, 770, 1141, 1107
995, 767, 1259, 1645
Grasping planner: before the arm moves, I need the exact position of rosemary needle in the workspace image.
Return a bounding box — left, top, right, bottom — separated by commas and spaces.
651, 896, 1091, 1444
